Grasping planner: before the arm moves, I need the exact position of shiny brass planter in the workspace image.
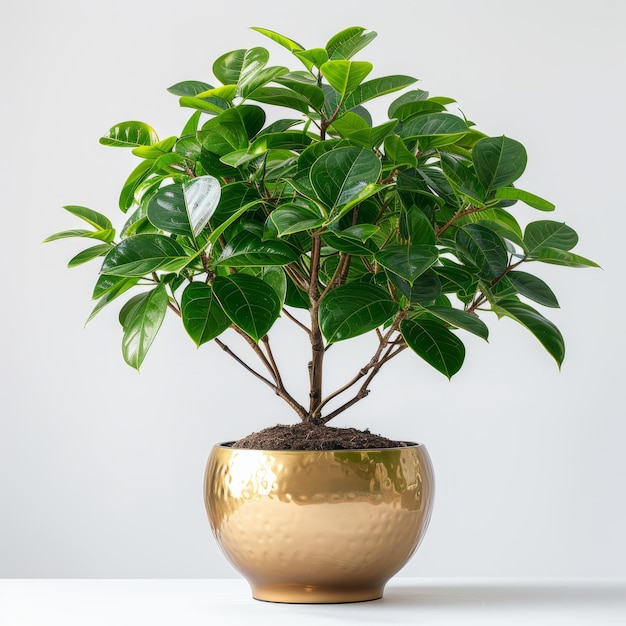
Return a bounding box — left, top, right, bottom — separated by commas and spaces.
204, 442, 434, 603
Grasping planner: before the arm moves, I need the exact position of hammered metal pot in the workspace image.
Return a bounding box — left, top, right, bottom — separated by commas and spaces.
204, 442, 435, 603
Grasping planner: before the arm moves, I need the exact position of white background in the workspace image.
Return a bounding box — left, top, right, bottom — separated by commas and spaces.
1, 0, 624, 579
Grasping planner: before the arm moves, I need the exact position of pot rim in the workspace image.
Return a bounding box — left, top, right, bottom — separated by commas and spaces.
213, 441, 423, 452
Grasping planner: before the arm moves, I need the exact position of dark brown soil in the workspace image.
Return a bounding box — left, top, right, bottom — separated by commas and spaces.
231, 422, 410, 451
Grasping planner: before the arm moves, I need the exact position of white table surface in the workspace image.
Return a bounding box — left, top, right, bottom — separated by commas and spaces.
1, 578, 625, 625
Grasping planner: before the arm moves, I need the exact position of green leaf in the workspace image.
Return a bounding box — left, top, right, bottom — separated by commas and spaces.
246, 86, 311, 114
260, 266, 287, 307
99, 121, 158, 148
251, 27, 304, 52
213, 273, 281, 342
183, 175, 221, 237
213, 47, 269, 86
399, 113, 468, 145
531, 248, 600, 268
384, 135, 418, 168
216, 230, 299, 267
87, 276, 139, 323
472, 136, 527, 192
179, 96, 227, 115
342, 75, 418, 111
43, 228, 115, 243
507, 271, 560, 308
456, 224, 509, 280
62, 205, 112, 231
274, 74, 325, 111
524, 221, 578, 255
181, 282, 231, 346
375, 244, 438, 284
147, 184, 193, 237
68, 244, 113, 268
342, 119, 398, 149
320, 283, 396, 343
119, 284, 169, 370
326, 27, 374, 59
493, 299, 565, 367
293, 48, 328, 71
419, 306, 489, 340
494, 187, 555, 211
239, 65, 289, 98
119, 159, 154, 212
399, 206, 435, 244
320, 60, 373, 98
167, 80, 213, 96
454, 208, 524, 247
207, 200, 263, 247
400, 318, 465, 378
267, 203, 325, 236
100, 234, 188, 277
132, 136, 177, 159
309, 146, 381, 213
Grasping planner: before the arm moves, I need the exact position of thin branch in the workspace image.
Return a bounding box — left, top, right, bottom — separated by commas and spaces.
214, 338, 278, 390
313, 311, 408, 420
437, 204, 484, 237
319, 343, 407, 423
282, 308, 311, 335
232, 326, 276, 381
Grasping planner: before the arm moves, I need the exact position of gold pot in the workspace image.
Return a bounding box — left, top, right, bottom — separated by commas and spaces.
204, 442, 434, 603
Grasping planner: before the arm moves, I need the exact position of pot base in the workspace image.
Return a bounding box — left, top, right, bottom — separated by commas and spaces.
252, 582, 383, 604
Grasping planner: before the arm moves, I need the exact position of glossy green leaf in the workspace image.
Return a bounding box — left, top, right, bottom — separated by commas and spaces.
132, 136, 177, 159
213, 273, 281, 342
181, 282, 231, 346
419, 306, 489, 340
183, 175, 221, 237
388, 89, 430, 117
435, 264, 478, 298
508, 271, 560, 308
320, 60, 373, 98
43, 228, 115, 243
456, 224, 509, 280
62, 205, 112, 231
390, 270, 442, 304
472, 136, 527, 192
251, 27, 303, 52
399, 113, 468, 140
342, 119, 398, 149
87, 276, 139, 323
319, 283, 396, 343
207, 200, 263, 248
213, 47, 269, 86
167, 81, 213, 96
493, 299, 565, 366
267, 203, 325, 236
147, 184, 192, 237
400, 318, 465, 378
246, 86, 311, 114
260, 266, 287, 307
375, 245, 438, 284
439, 153, 486, 204
391, 100, 446, 121
119, 159, 154, 212
454, 208, 524, 247
329, 112, 369, 138
494, 187, 555, 211
384, 135, 418, 168
327, 27, 377, 60
399, 206, 435, 244
275, 75, 325, 110
524, 221, 578, 255
119, 284, 169, 370
216, 231, 299, 267
179, 96, 227, 115
68, 244, 113, 268
309, 146, 381, 212
293, 48, 328, 71
342, 75, 418, 111
240, 65, 289, 98
100, 234, 188, 277
99, 121, 158, 148
326, 27, 372, 58
531, 248, 599, 268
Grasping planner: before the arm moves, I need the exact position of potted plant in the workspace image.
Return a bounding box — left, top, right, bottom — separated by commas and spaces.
46, 26, 597, 603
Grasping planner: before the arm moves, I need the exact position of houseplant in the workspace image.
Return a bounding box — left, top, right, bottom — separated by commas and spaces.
47, 26, 596, 602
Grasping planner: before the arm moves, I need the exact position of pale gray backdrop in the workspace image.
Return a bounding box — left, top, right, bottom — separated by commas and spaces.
1, 0, 624, 578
